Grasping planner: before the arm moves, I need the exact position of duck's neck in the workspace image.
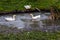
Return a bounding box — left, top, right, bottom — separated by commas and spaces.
13, 16, 16, 19
31, 14, 34, 18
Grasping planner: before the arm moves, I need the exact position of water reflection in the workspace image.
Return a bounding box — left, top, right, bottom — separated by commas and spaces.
0, 13, 60, 32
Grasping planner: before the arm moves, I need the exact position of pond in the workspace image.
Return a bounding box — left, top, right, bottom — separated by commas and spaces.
0, 12, 60, 32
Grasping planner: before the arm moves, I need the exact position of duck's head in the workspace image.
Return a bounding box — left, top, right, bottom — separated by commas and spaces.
13, 15, 16, 16
30, 14, 33, 16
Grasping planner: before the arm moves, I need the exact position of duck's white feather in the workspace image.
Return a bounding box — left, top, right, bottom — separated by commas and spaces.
5, 15, 16, 21
5, 18, 15, 21
32, 15, 40, 19
24, 5, 31, 9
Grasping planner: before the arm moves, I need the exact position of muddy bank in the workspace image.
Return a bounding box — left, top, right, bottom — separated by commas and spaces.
0, 9, 50, 15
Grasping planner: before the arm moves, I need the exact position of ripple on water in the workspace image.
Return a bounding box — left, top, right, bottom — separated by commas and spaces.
0, 20, 25, 29
0, 13, 60, 32
0, 13, 49, 30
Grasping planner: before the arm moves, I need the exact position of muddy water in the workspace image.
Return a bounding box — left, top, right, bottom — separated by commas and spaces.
0, 12, 60, 32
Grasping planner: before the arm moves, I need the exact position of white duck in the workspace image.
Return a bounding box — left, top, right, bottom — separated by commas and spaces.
24, 5, 31, 9
30, 14, 40, 21
5, 15, 16, 21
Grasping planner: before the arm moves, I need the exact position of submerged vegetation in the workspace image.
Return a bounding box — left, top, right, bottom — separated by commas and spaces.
0, 25, 59, 40
0, 0, 59, 12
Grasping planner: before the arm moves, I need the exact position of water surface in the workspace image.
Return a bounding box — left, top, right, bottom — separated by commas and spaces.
0, 13, 60, 32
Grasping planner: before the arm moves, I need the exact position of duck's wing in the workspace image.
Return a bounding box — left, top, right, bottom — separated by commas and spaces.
5, 18, 14, 20
5, 17, 12, 19
35, 15, 40, 18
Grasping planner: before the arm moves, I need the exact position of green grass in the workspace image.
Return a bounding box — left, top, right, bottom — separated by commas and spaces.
0, 0, 60, 12
0, 31, 60, 40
